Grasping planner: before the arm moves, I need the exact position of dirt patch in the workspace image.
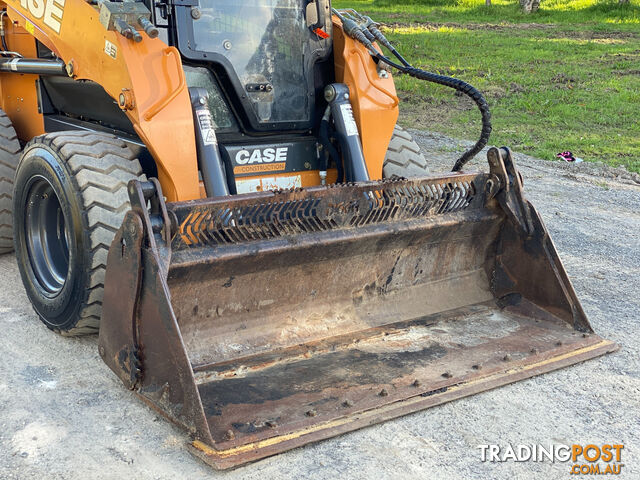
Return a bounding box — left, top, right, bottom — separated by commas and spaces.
599, 51, 640, 63
509, 82, 526, 94
384, 21, 555, 33
433, 66, 468, 76
614, 69, 640, 76
478, 84, 508, 100
398, 95, 477, 130
551, 73, 579, 89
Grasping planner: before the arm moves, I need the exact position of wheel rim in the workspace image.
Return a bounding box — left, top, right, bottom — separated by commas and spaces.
24, 176, 70, 296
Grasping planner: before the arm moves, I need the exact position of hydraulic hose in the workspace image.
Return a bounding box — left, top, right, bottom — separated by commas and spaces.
333, 9, 492, 172
0, 11, 10, 52
318, 107, 344, 183
400, 65, 492, 172
369, 51, 492, 171
367, 23, 412, 68
341, 10, 411, 68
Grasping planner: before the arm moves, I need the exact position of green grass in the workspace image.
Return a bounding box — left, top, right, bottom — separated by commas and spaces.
337, 0, 640, 28
333, 0, 640, 172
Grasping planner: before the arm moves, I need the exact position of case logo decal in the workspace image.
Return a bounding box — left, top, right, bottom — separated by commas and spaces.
20, 0, 66, 34
235, 147, 289, 165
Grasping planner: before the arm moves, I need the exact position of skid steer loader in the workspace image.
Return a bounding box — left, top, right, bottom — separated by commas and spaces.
0, 0, 616, 469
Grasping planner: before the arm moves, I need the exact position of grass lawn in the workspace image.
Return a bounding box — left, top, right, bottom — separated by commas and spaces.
333, 0, 640, 172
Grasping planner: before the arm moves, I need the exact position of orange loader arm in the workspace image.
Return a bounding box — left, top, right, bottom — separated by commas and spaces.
4, 0, 200, 201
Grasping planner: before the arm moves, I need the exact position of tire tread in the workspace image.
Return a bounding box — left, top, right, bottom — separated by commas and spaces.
0, 110, 21, 254
382, 126, 430, 178
23, 132, 144, 335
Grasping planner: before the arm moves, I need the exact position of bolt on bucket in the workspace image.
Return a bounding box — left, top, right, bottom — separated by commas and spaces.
98, 148, 617, 469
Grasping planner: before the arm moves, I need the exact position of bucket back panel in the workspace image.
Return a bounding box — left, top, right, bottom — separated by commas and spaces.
168, 211, 500, 367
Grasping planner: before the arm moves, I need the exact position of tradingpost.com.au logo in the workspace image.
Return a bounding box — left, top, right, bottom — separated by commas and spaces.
478, 444, 625, 475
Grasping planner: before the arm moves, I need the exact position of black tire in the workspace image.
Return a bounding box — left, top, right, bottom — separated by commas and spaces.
0, 111, 22, 254
382, 125, 430, 178
13, 132, 144, 335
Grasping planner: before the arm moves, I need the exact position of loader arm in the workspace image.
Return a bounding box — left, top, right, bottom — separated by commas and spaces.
4, 0, 200, 201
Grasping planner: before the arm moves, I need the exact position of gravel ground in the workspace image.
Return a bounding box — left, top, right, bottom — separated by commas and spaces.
1, 131, 638, 480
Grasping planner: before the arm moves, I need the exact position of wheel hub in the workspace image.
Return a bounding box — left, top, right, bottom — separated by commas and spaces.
24, 176, 70, 295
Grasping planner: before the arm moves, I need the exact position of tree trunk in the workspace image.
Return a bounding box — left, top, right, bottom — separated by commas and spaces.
485, 0, 491, 5
520, 0, 540, 13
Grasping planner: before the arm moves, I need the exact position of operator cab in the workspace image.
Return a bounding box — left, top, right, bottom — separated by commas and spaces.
174, 0, 333, 133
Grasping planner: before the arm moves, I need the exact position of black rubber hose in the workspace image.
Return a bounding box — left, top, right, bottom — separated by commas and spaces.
221, 153, 237, 195
388, 47, 411, 68
373, 53, 492, 172
403, 66, 492, 171
318, 117, 344, 183
329, 136, 344, 183
367, 24, 412, 68
334, 8, 491, 171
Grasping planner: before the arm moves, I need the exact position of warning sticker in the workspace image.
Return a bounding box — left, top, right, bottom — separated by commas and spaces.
24, 20, 35, 35
236, 175, 302, 194
197, 111, 217, 146
203, 129, 217, 145
104, 39, 117, 60
340, 103, 359, 137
